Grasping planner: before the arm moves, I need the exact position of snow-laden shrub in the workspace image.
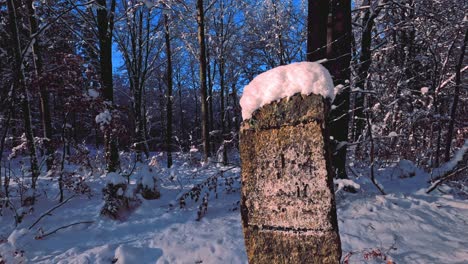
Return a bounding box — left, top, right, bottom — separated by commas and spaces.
135, 164, 160, 200
177, 166, 241, 220
334, 178, 360, 194
100, 172, 141, 220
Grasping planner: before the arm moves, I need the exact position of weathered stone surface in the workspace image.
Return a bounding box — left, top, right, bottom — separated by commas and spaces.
240, 93, 341, 264
243, 227, 341, 264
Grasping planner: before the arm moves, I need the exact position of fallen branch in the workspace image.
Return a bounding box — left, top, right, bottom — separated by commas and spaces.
29, 195, 77, 230
35, 221, 94, 240
426, 166, 468, 194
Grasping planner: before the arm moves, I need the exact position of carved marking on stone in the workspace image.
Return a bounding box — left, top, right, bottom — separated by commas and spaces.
240, 93, 341, 263
245, 123, 334, 232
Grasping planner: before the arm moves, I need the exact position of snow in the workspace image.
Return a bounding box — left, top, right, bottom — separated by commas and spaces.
420, 87, 429, 95
334, 179, 361, 193
141, 168, 154, 189
88, 89, 99, 99
106, 172, 126, 185
432, 139, 468, 178
7, 229, 29, 248
190, 146, 198, 153
95, 110, 112, 126
0, 155, 246, 264
114, 245, 162, 264
337, 164, 468, 263
396, 159, 419, 178
239, 62, 335, 120
334, 84, 345, 96
1, 154, 467, 263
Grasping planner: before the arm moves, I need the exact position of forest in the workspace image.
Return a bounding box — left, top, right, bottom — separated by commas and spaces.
0, 0, 467, 263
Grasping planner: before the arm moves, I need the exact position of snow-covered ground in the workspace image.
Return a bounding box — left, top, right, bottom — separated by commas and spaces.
337, 162, 468, 264
0, 154, 467, 264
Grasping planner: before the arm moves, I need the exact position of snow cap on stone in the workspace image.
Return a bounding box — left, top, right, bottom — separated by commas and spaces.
240, 62, 335, 120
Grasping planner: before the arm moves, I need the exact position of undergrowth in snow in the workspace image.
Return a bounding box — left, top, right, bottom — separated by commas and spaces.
0, 153, 467, 264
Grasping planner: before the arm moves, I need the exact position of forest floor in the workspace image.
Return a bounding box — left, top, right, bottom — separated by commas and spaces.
0, 152, 467, 264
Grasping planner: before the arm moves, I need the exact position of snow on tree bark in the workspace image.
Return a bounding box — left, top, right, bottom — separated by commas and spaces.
96, 0, 119, 172
197, 0, 211, 161
6, 0, 41, 195
327, 0, 352, 179
240, 93, 341, 263
26, 0, 55, 171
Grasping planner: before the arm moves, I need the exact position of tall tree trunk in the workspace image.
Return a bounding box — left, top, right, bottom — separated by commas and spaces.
143, 88, 149, 150
207, 49, 215, 154
134, 9, 148, 161
176, 73, 185, 149
327, 0, 352, 179
0, 110, 12, 192
219, 58, 227, 165
26, 0, 54, 171
353, 0, 387, 142
7, 0, 41, 190
197, 0, 210, 161
272, 1, 285, 65
306, 0, 329, 61
444, 28, 467, 162
231, 83, 240, 131
165, 13, 173, 168
97, 0, 119, 172
133, 82, 146, 161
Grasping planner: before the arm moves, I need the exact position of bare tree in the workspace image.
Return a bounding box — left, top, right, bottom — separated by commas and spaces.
328, 0, 352, 179
26, 0, 55, 171
306, 0, 328, 61
165, 11, 174, 168
6, 0, 41, 193
353, 0, 388, 142
114, 0, 161, 161
444, 28, 467, 162
97, 0, 120, 172
197, 0, 210, 161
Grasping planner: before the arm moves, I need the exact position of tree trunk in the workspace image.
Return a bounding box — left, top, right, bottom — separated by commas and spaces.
121, 7, 148, 161
219, 59, 228, 165
272, 1, 285, 65
176, 72, 185, 150
26, 0, 54, 171
133, 81, 146, 161
444, 28, 467, 162
354, 1, 388, 141
207, 49, 215, 154
0, 110, 12, 192
197, 0, 210, 161
165, 13, 173, 168
327, 0, 352, 179
7, 0, 41, 191
143, 86, 149, 150
306, 0, 329, 61
97, 0, 119, 172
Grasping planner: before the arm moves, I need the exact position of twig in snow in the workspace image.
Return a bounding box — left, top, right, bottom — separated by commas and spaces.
35, 221, 94, 240
28, 195, 77, 230
347, 165, 361, 178
426, 166, 468, 194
